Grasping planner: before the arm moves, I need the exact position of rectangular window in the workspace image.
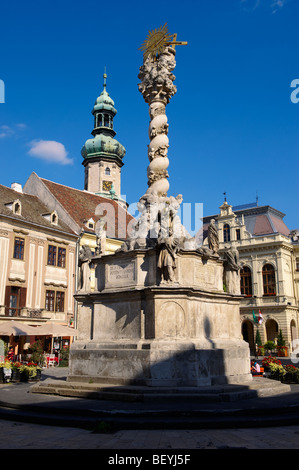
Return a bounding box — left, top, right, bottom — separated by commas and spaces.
236, 229, 241, 241
45, 290, 55, 311
45, 290, 65, 312
47, 245, 57, 266
56, 291, 65, 312
263, 267, 276, 296
57, 247, 66, 268
9, 286, 20, 316
296, 258, 299, 272
13, 237, 24, 260
5, 286, 26, 317
48, 245, 66, 267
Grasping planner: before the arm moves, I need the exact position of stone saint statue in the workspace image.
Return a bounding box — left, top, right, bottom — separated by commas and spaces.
222, 245, 241, 295
157, 236, 180, 283
78, 245, 92, 291
95, 219, 106, 256
208, 219, 219, 254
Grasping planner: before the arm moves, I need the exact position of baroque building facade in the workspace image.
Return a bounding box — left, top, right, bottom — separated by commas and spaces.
0, 183, 77, 345
23, 172, 133, 295
0, 75, 132, 345
202, 199, 298, 354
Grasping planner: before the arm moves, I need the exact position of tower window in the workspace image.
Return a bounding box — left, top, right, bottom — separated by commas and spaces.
105, 167, 111, 176
96, 114, 103, 127
223, 224, 230, 242
104, 114, 109, 127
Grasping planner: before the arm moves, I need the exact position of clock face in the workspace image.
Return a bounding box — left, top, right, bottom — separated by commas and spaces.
102, 180, 112, 191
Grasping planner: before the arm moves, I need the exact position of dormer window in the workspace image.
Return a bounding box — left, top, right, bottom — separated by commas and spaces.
86, 218, 95, 230
13, 200, 21, 215
4, 199, 22, 215
42, 210, 58, 225
51, 212, 58, 225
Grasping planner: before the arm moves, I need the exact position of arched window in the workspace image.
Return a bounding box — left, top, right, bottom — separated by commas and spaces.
240, 266, 252, 297
223, 224, 230, 242
104, 114, 109, 127
96, 114, 103, 127
51, 212, 58, 225
266, 319, 278, 342
105, 167, 111, 176
242, 320, 255, 354
262, 264, 276, 296
291, 320, 297, 347
14, 202, 21, 215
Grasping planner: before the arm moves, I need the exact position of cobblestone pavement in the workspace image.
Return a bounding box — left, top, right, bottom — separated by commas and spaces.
0, 419, 299, 449
1, 366, 299, 450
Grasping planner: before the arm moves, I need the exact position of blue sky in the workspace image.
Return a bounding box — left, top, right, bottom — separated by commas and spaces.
0, 0, 298, 229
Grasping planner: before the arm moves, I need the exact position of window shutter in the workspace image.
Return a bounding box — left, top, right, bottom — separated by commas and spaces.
4, 286, 11, 308
20, 287, 27, 307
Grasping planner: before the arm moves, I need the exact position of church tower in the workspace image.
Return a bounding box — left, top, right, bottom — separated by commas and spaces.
81, 72, 126, 202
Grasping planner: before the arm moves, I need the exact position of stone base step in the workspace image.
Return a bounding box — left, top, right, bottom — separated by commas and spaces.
31, 377, 291, 403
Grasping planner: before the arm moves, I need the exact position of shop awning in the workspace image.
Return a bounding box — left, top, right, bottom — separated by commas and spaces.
0, 320, 39, 336
34, 322, 78, 337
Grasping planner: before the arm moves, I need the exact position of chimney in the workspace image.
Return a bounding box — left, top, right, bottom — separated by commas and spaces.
11, 183, 23, 193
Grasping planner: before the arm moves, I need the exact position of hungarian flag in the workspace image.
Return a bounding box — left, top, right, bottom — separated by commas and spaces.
252, 310, 258, 323
258, 310, 264, 325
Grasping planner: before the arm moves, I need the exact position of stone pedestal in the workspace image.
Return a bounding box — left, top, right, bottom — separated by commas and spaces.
68, 249, 252, 387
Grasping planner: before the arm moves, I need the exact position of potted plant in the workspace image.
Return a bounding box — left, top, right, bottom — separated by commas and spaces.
1, 360, 12, 383
283, 364, 299, 384
262, 356, 281, 372
21, 362, 41, 382
263, 341, 276, 355
28, 340, 44, 366
268, 362, 286, 381
11, 362, 22, 382
0, 362, 5, 383
19, 362, 40, 382
277, 330, 288, 357
59, 347, 69, 367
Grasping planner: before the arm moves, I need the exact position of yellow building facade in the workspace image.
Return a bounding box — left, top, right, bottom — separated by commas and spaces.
203, 200, 298, 355
0, 183, 77, 342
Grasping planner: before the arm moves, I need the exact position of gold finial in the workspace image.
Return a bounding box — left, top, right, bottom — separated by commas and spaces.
103, 66, 107, 89
139, 24, 187, 61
